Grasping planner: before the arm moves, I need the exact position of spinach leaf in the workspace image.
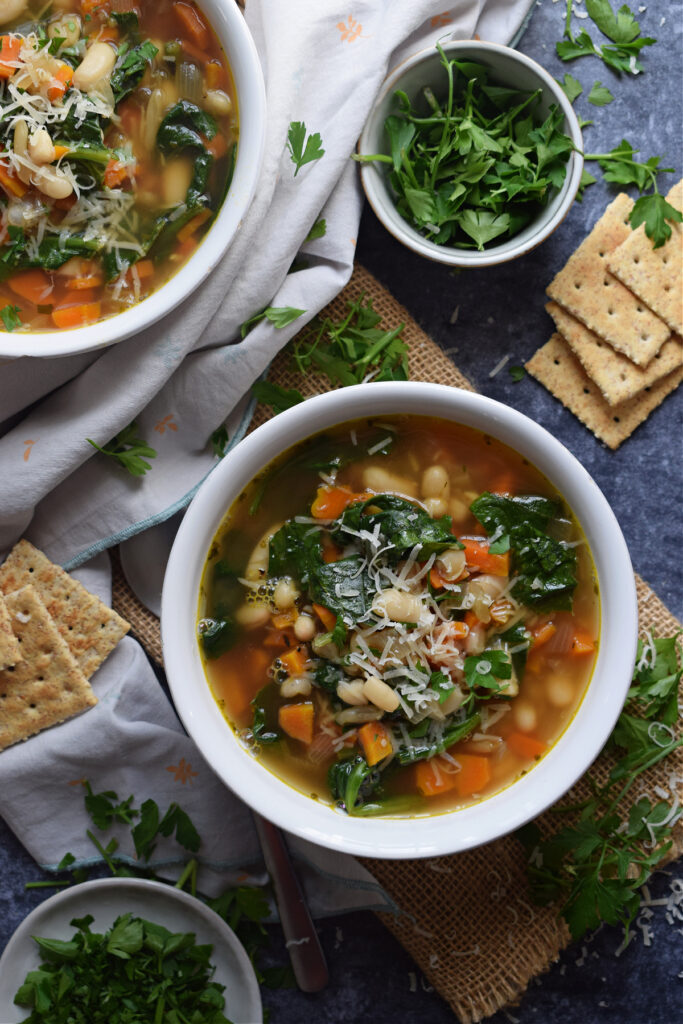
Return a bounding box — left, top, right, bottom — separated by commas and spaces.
314, 661, 347, 693
198, 615, 238, 659
327, 755, 380, 812
111, 10, 140, 39
337, 493, 455, 562
250, 685, 281, 744
396, 712, 481, 764
111, 40, 159, 103
268, 521, 323, 583
157, 101, 217, 209
470, 491, 578, 610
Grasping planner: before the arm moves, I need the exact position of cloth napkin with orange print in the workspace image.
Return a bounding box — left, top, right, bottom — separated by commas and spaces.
0, 0, 535, 914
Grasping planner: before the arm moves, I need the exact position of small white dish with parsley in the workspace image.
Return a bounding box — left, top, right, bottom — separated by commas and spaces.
357, 41, 584, 267
0, 877, 262, 1023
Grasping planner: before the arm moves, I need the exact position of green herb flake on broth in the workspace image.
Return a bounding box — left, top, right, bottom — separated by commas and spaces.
0, 0, 238, 332
199, 415, 599, 817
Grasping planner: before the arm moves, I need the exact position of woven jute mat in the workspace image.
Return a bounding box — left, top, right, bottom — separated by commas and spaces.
111, 265, 682, 1023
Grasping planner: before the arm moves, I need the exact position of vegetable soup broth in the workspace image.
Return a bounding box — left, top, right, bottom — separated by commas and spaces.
0, 0, 236, 332
200, 416, 599, 817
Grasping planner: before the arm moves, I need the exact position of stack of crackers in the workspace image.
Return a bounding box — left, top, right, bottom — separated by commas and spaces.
526, 182, 683, 448
0, 541, 129, 752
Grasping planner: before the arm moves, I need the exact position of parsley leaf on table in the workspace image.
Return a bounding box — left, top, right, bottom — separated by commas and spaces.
557, 1, 655, 75
287, 120, 325, 176
305, 217, 327, 241
0, 303, 22, 331
630, 194, 683, 250
210, 424, 229, 458
86, 421, 157, 477
518, 633, 682, 942
587, 80, 614, 106
240, 305, 306, 339
252, 381, 304, 414
509, 364, 526, 382
557, 72, 583, 102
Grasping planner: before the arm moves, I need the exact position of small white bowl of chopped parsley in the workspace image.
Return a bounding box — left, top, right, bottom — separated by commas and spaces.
0, 876, 263, 1022
357, 41, 584, 266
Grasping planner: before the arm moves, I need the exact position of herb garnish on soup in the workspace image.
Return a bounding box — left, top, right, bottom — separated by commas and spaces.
0, 0, 236, 332
199, 416, 599, 817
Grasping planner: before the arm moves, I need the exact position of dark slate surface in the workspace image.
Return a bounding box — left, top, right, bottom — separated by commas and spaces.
1, 1, 681, 1021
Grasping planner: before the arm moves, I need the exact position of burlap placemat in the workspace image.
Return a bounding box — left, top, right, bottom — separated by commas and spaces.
111, 265, 682, 1023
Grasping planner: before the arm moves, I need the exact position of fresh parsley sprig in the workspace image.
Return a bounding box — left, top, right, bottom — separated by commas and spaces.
87, 420, 157, 477
557, 0, 655, 75
0, 302, 22, 331
518, 634, 682, 942
240, 305, 306, 339
287, 121, 325, 176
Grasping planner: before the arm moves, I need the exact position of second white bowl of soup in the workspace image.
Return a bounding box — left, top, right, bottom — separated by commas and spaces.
162, 383, 637, 858
0, 0, 265, 358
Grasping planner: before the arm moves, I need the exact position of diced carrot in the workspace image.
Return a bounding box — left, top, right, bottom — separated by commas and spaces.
248, 648, 271, 679
51, 301, 101, 328
212, 665, 253, 718
263, 628, 293, 649
173, 1, 210, 48
531, 620, 556, 648
491, 473, 517, 496
322, 541, 342, 564
278, 702, 315, 744
47, 62, 74, 102
103, 158, 134, 189
205, 59, 223, 90
8, 269, 53, 304
570, 630, 596, 656
464, 609, 481, 629
311, 485, 369, 520
272, 609, 297, 629
96, 26, 120, 44
415, 758, 458, 797
461, 537, 510, 577
507, 732, 547, 761
174, 236, 197, 261
134, 259, 154, 279
0, 35, 22, 79
0, 163, 27, 198
53, 144, 70, 160
445, 620, 469, 640
177, 207, 212, 243
279, 645, 310, 677
312, 603, 336, 632
453, 754, 491, 797
206, 132, 228, 160
429, 566, 448, 590
358, 721, 393, 767
67, 275, 104, 291
81, 0, 109, 15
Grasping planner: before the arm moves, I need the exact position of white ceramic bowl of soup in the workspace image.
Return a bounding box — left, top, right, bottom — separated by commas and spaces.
0, 0, 266, 359
161, 382, 637, 859
358, 41, 583, 268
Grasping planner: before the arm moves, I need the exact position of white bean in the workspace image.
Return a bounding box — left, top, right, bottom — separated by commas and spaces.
0, 0, 27, 26
28, 128, 55, 166
73, 42, 117, 92
280, 676, 312, 698
464, 623, 486, 655
362, 675, 400, 712
372, 588, 423, 623
204, 88, 232, 117
31, 166, 73, 200
235, 603, 270, 628
436, 547, 466, 581
335, 706, 383, 726
293, 614, 316, 642
425, 497, 448, 518
513, 700, 537, 733
337, 680, 368, 706
362, 465, 417, 498
421, 465, 449, 500
162, 157, 193, 206
273, 578, 299, 610
13, 118, 27, 157
548, 677, 574, 708
450, 498, 469, 524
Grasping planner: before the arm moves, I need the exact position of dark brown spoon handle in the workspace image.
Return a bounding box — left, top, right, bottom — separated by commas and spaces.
253, 813, 329, 992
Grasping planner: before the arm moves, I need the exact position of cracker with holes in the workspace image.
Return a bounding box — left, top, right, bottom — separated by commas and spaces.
607, 180, 683, 336
546, 301, 683, 406
0, 594, 22, 671
0, 540, 129, 679
547, 194, 671, 365
525, 333, 683, 449
0, 586, 97, 752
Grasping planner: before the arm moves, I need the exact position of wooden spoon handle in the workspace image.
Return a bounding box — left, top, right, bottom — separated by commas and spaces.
253, 813, 329, 993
